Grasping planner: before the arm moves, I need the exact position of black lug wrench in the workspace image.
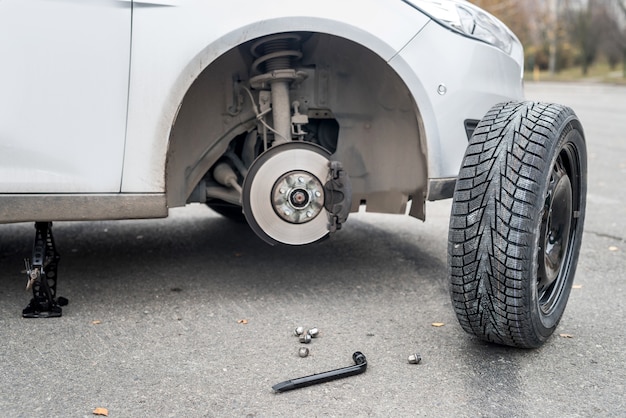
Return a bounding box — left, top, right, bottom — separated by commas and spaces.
272, 351, 367, 393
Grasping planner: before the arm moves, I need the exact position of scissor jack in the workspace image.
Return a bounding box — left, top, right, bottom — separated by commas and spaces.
22, 222, 67, 318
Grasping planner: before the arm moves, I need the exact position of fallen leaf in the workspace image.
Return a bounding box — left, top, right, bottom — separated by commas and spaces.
237, 319, 248, 324
608, 246, 619, 252
559, 333, 574, 339
91, 320, 102, 325
431, 322, 445, 327
93, 407, 109, 416
572, 284, 583, 289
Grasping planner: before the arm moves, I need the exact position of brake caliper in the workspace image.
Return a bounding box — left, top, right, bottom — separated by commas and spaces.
324, 161, 352, 233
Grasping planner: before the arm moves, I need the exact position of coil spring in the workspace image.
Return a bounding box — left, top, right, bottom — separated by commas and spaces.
250, 34, 302, 74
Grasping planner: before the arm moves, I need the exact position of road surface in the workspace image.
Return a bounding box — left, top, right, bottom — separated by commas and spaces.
0, 82, 624, 417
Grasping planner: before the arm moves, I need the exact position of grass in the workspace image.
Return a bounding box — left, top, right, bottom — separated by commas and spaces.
524, 61, 626, 85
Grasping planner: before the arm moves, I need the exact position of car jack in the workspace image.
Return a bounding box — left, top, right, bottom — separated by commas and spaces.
22, 222, 67, 318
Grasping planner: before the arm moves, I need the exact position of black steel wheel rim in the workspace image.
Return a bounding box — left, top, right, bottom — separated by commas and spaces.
537, 144, 580, 315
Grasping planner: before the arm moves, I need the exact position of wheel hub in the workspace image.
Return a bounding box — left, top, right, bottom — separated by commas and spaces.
272, 171, 324, 223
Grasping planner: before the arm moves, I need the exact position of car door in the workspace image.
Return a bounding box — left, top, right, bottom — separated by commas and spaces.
0, 0, 131, 193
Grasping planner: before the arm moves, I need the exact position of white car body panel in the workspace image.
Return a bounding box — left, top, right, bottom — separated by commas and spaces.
0, 0, 525, 225
0, 0, 131, 193
392, 21, 524, 179
122, 0, 429, 192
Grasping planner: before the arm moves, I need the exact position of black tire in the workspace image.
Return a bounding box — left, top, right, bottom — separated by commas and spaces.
448, 102, 587, 348
206, 200, 246, 223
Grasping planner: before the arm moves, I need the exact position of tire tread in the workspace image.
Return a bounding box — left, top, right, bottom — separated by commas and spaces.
448, 101, 576, 347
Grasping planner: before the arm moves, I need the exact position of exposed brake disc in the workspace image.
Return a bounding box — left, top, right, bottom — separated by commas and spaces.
242, 142, 351, 245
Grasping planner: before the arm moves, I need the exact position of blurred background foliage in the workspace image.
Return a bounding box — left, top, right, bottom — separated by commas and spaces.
470, 0, 626, 82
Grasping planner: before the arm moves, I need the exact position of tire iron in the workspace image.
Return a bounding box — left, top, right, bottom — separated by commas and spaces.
272, 351, 367, 393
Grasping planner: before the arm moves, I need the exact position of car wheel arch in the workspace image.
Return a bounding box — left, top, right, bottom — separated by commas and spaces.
163, 29, 430, 218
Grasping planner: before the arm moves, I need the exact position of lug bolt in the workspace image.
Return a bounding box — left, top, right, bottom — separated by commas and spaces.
298, 347, 310, 358
299, 334, 311, 344
294, 326, 305, 336
307, 327, 319, 338
408, 354, 422, 364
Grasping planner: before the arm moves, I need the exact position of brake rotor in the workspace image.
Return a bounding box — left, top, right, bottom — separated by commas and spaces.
242, 142, 333, 245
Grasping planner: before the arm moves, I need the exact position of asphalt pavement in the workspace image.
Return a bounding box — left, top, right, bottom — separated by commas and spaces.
0, 82, 624, 417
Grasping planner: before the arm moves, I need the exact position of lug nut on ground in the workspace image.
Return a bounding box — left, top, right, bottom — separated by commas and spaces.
299, 333, 311, 344
408, 354, 422, 364
294, 326, 305, 336
298, 347, 310, 358
307, 327, 319, 338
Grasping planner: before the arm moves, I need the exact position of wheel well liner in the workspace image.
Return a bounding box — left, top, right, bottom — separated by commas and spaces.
165, 31, 428, 218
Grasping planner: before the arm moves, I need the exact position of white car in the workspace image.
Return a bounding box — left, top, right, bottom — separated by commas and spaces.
0, 0, 587, 348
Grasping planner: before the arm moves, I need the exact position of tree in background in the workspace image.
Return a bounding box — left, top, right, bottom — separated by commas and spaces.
471, 0, 626, 78
611, 0, 626, 76
600, 6, 624, 70
564, 0, 604, 75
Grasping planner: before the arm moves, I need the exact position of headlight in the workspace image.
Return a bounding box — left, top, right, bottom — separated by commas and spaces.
403, 0, 519, 56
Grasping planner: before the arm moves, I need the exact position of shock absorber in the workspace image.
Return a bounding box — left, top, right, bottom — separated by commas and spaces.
249, 34, 307, 145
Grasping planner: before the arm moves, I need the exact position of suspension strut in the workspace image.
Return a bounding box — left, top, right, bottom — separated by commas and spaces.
249, 34, 307, 145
